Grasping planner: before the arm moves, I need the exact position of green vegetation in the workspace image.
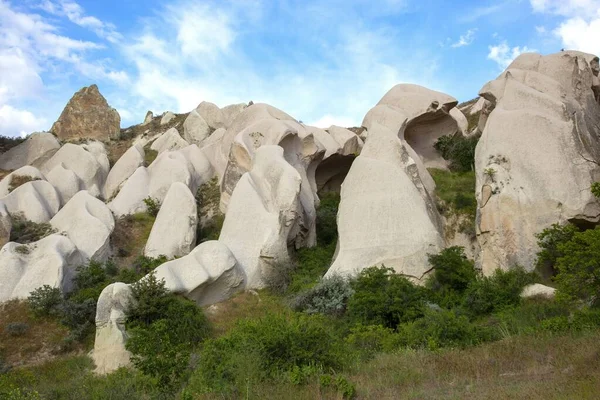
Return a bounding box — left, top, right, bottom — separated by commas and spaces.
196, 177, 225, 243
9, 214, 56, 244
111, 212, 156, 261
429, 168, 476, 233
143, 144, 158, 166
7, 175, 40, 193
466, 110, 481, 132
0, 135, 25, 153
433, 133, 479, 172
143, 196, 161, 217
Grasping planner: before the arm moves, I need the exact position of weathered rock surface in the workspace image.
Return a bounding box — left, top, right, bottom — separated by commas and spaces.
521, 283, 556, 299
50, 85, 120, 141
327, 125, 364, 155
160, 111, 176, 125
41, 143, 109, 199
150, 128, 189, 154
143, 111, 154, 125
153, 240, 243, 305
144, 182, 197, 259
92, 283, 133, 374
1, 180, 60, 223
103, 145, 144, 200
0, 132, 60, 170
45, 164, 82, 206
0, 234, 82, 302
220, 146, 302, 289
197, 101, 225, 130
50, 191, 115, 261
0, 203, 11, 248
220, 103, 248, 129
475, 51, 600, 275
0, 166, 45, 198
183, 109, 211, 145
325, 123, 444, 281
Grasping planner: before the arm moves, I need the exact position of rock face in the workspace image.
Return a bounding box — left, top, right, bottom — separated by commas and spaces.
0, 180, 61, 223
161, 111, 176, 125
51, 85, 120, 141
0, 234, 82, 302
92, 283, 133, 374
144, 182, 197, 259
0, 203, 11, 248
0, 132, 60, 170
475, 51, 600, 275
103, 145, 144, 200
0, 166, 45, 198
220, 146, 302, 289
150, 128, 189, 154
50, 191, 115, 261
325, 123, 444, 280
153, 240, 243, 305
183, 109, 211, 145
45, 164, 81, 206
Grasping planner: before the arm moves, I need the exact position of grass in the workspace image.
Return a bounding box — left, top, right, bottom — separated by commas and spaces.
110, 213, 156, 267
143, 144, 158, 166
466, 110, 481, 133
8, 175, 40, 193
196, 177, 225, 244
9, 214, 57, 244
429, 168, 476, 221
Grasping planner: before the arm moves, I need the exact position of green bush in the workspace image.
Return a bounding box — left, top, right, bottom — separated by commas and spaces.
426, 246, 477, 308
535, 223, 579, 277
288, 244, 336, 293
126, 271, 171, 327
462, 267, 535, 317
492, 297, 572, 336
27, 285, 62, 317
9, 214, 56, 244
540, 307, 600, 333
4, 322, 29, 337
554, 227, 600, 307
347, 266, 426, 329
316, 192, 340, 246
291, 275, 354, 316
143, 197, 160, 217
433, 133, 479, 172
345, 324, 400, 357
187, 313, 349, 395
428, 169, 476, 220
132, 255, 168, 275
397, 309, 495, 350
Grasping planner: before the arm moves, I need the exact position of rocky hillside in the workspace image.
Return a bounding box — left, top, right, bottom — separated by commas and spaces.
1, 50, 600, 399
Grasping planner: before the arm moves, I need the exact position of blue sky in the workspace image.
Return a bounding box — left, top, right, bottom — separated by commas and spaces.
0, 0, 599, 137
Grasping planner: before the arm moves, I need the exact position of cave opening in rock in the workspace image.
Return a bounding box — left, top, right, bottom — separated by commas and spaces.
315, 154, 356, 195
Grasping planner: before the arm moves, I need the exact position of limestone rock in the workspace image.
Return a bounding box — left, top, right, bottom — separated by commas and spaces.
150, 128, 189, 154
475, 51, 600, 275
153, 240, 243, 305
1, 180, 60, 223
0, 166, 45, 198
0, 132, 60, 170
197, 101, 225, 130
183, 110, 211, 145
178, 144, 215, 191
220, 103, 248, 129
325, 123, 444, 281
108, 167, 150, 216
41, 143, 109, 199
521, 283, 556, 299
220, 146, 302, 289
103, 145, 144, 200
161, 111, 176, 125
327, 125, 364, 155
450, 107, 468, 135
45, 164, 82, 206
50, 85, 120, 141
0, 234, 82, 302
50, 191, 115, 261
0, 202, 11, 248
92, 283, 133, 374
144, 182, 197, 259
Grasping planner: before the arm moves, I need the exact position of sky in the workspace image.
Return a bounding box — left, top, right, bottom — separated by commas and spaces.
0, 0, 599, 137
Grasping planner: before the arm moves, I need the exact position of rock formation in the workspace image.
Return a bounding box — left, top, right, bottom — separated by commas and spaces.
0, 132, 60, 170
475, 51, 600, 274
0, 180, 61, 223
183, 109, 212, 145
150, 127, 189, 154
0, 166, 45, 198
103, 145, 145, 200
50, 85, 120, 141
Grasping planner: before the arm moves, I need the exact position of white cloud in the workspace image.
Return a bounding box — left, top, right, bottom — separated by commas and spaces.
487, 41, 536, 68
0, 105, 47, 137
309, 115, 357, 129
535, 25, 547, 33
451, 29, 477, 48
530, 0, 600, 17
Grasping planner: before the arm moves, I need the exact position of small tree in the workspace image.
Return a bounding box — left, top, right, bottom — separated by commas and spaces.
535, 223, 579, 277
27, 285, 62, 317
426, 246, 477, 308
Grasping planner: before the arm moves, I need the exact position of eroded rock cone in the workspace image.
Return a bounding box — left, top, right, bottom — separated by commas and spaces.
51, 84, 120, 141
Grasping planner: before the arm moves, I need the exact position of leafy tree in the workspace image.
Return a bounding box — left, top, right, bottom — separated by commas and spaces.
27, 285, 62, 317
433, 134, 479, 172
426, 246, 477, 307
535, 223, 579, 276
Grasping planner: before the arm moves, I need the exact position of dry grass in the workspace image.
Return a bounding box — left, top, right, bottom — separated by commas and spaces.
7, 175, 40, 193
111, 213, 155, 268
0, 301, 80, 369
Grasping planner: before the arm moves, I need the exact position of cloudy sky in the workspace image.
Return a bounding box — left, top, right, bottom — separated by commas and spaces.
0, 0, 599, 137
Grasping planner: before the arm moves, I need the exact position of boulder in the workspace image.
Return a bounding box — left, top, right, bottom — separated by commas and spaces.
521, 283, 556, 299
150, 128, 189, 154
0, 166, 45, 198
103, 145, 144, 200
108, 167, 150, 216
220, 146, 302, 289
1, 180, 60, 223
220, 103, 248, 129
153, 240, 244, 305
143, 111, 154, 125
325, 123, 444, 281
450, 107, 468, 135
41, 143, 109, 199
178, 144, 215, 191
0, 202, 11, 248
92, 283, 133, 374
0, 234, 82, 302
50, 191, 115, 261
50, 84, 120, 141
144, 182, 197, 259
45, 164, 82, 206
327, 125, 364, 155
0, 132, 60, 170
475, 51, 600, 275
197, 101, 225, 130
183, 110, 211, 145
160, 111, 176, 125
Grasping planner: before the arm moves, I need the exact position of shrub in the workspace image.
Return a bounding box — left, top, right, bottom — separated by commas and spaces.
491, 297, 572, 336
143, 197, 160, 217
428, 169, 476, 219
9, 214, 56, 244
316, 192, 340, 246
535, 223, 579, 277
540, 307, 600, 333
426, 246, 477, 308
433, 133, 479, 172
4, 322, 30, 337
462, 267, 535, 317
397, 309, 495, 350
554, 227, 600, 306
347, 266, 426, 329
291, 275, 354, 316
132, 255, 168, 275
27, 285, 62, 317
345, 324, 400, 357
187, 313, 349, 395
57, 299, 97, 340
143, 147, 158, 166
7, 175, 39, 193
126, 271, 171, 327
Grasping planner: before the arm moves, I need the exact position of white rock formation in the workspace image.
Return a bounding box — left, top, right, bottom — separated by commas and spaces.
325, 123, 444, 281
521, 283, 556, 299
103, 145, 144, 200
144, 182, 197, 259
327, 125, 364, 155
150, 127, 189, 154
153, 240, 243, 305
40, 143, 108, 199
0, 234, 82, 302
92, 283, 133, 374
108, 167, 150, 216
45, 164, 82, 206
0, 166, 45, 198
197, 101, 225, 130
0, 202, 11, 248
183, 110, 211, 145
1, 181, 61, 223
0, 132, 60, 170
475, 51, 600, 275
50, 191, 115, 261
160, 111, 176, 125
220, 103, 248, 128
220, 146, 302, 289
